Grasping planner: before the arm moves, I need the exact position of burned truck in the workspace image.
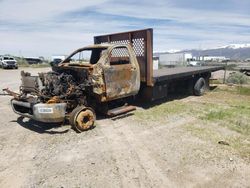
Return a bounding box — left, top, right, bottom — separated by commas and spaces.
7, 29, 223, 132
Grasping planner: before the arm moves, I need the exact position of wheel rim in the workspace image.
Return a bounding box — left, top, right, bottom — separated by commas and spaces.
75, 109, 95, 131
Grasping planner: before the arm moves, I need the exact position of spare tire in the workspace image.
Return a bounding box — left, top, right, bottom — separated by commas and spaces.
194, 77, 206, 96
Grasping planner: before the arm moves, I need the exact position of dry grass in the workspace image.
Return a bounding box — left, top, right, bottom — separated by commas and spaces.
134, 85, 250, 161
134, 101, 189, 121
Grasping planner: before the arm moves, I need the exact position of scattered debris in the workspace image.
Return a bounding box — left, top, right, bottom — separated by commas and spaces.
218, 141, 230, 146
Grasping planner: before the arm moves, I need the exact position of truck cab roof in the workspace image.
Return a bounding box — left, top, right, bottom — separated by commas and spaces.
59, 43, 132, 66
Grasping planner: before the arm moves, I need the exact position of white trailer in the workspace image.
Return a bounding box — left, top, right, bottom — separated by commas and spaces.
159, 53, 192, 66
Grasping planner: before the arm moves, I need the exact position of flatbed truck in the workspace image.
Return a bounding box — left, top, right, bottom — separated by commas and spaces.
7, 28, 223, 132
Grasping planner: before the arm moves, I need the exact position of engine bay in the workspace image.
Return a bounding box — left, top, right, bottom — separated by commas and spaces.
20, 70, 92, 105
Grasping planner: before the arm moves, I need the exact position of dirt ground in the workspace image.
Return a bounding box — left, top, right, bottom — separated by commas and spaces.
0, 67, 249, 188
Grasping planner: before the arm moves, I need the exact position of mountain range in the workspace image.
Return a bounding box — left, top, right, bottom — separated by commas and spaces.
154, 44, 250, 60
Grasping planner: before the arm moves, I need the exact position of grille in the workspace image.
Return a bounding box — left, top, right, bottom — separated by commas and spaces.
6, 61, 16, 65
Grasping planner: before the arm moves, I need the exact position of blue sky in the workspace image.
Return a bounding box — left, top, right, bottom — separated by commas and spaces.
0, 0, 250, 57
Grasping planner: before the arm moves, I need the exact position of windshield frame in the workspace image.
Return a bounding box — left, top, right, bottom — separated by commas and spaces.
60, 46, 109, 66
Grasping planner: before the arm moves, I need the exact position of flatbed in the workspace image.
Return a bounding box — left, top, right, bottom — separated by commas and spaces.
153, 66, 223, 82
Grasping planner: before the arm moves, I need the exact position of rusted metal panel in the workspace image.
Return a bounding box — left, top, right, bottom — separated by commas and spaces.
103, 64, 133, 100
101, 44, 140, 101
146, 29, 153, 86
94, 28, 153, 86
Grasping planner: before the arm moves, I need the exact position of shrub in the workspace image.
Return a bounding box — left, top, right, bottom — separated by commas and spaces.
16, 57, 29, 67
227, 72, 249, 84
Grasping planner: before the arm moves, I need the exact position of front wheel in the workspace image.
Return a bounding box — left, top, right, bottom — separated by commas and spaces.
69, 106, 96, 132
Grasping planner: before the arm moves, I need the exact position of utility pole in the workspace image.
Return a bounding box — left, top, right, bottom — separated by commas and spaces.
223, 61, 227, 84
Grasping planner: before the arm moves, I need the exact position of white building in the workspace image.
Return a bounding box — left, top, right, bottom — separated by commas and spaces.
199, 56, 228, 62
159, 52, 193, 66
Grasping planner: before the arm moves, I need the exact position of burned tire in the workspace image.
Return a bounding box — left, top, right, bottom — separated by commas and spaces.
194, 77, 206, 96
69, 106, 96, 132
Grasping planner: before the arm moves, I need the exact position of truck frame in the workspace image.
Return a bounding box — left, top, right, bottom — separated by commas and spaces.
7, 28, 223, 132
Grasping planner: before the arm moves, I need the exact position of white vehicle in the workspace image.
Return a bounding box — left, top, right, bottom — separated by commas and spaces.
188, 61, 205, 66
50, 55, 66, 66
0, 56, 18, 69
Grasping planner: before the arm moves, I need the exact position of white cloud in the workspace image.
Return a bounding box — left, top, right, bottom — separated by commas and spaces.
96, 1, 250, 27
0, 0, 108, 22
0, 0, 249, 57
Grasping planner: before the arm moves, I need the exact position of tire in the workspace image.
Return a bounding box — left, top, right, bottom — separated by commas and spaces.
69, 106, 96, 132
194, 77, 206, 96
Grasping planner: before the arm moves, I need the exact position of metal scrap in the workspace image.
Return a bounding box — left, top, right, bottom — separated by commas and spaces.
39, 72, 91, 100
2, 88, 20, 99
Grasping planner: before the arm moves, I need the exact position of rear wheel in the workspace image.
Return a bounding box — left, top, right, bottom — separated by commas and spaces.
69, 106, 96, 132
194, 77, 206, 96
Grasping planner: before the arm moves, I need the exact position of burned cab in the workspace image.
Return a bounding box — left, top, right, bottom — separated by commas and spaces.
9, 44, 140, 132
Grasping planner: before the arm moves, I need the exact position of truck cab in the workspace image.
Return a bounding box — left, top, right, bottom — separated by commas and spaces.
55, 43, 140, 102
10, 43, 141, 132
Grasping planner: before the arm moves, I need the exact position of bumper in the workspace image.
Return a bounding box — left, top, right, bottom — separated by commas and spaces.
11, 100, 67, 123
3, 64, 17, 68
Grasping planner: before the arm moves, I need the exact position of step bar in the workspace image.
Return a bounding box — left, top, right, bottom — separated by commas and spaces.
107, 105, 136, 116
